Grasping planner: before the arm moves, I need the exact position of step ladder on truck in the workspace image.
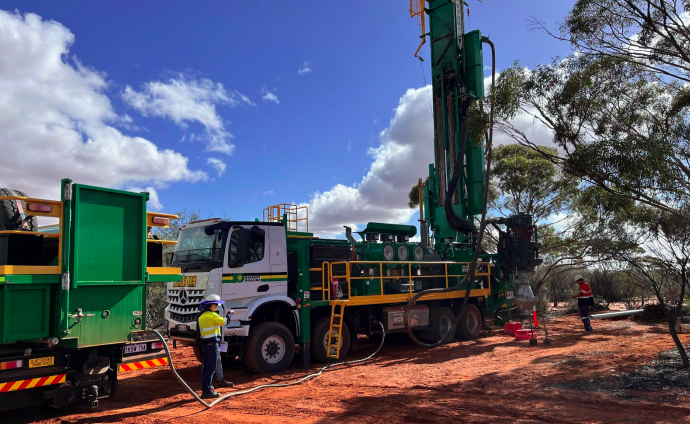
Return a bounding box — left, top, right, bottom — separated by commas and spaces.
0, 179, 182, 411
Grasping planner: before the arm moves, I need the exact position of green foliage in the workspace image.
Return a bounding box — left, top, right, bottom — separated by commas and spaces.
407, 177, 429, 209
563, 0, 690, 83
491, 144, 578, 221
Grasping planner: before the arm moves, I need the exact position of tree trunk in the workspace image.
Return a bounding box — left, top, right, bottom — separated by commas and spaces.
552, 284, 558, 307
669, 319, 689, 368
669, 273, 689, 368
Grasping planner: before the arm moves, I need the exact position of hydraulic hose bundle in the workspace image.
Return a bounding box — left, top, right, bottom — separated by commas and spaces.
403, 37, 497, 348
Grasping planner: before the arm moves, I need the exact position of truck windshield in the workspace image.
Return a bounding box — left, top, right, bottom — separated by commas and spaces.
171, 226, 224, 265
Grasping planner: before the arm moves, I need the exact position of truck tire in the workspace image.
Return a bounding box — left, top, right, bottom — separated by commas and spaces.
243, 322, 295, 373
311, 316, 351, 363
456, 303, 482, 340
430, 306, 455, 344
0, 188, 37, 231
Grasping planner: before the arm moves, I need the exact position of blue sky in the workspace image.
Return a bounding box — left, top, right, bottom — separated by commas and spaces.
0, 1, 574, 236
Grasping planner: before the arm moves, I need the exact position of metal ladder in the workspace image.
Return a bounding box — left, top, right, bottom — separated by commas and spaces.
326, 301, 346, 359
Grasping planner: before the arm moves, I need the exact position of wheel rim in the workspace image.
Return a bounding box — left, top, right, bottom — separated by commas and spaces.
262, 335, 286, 364
467, 312, 479, 333
323, 330, 342, 356
439, 315, 452, 337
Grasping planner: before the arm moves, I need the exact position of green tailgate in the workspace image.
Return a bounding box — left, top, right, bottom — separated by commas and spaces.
60, 183, 148, 347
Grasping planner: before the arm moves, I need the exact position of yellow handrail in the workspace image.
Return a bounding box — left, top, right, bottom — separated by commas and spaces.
409, 0, 428, 59
263, 204, 309, 233
0, 195, 63, 274
326, 260, 492, 302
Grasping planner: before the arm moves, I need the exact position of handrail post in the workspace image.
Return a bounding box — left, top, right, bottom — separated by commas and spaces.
379, 262, 384, 303
327, 262, 331, 301
408, 262, 413, 295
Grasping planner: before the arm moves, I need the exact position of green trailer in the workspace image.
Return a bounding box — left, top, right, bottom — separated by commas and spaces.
0, 179, 181, 410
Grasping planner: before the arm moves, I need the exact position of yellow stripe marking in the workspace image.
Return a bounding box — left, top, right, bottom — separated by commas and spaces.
9, 381, 22, 391
26, 378, 40, 389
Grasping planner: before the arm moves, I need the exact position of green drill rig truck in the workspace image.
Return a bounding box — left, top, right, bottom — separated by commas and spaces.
165, 0, 542, 374
0, 179, 181, 410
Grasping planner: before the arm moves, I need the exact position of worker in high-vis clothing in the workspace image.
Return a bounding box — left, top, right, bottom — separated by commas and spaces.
572, 275, 594, 333
196, 294, 234, 399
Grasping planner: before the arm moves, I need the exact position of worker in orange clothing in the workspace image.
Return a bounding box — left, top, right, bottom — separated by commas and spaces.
572, 275, 594, 333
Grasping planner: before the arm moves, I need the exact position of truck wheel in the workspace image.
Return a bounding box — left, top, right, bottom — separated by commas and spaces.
311, 316, 351, 363
0, 188, 37, 231
430, 306, 455, 344
456, 303, 482, 340
243, 322, 295, 373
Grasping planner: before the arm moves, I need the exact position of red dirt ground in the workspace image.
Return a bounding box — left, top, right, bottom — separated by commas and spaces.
5, 313, 690, 424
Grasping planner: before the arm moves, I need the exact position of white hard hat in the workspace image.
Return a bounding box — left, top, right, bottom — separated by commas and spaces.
204, 294, 224, 304
574, 275, 584, 282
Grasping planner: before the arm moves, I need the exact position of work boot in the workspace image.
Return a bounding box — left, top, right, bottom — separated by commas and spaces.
216, 379, 234, 388
201, 390, 221, 399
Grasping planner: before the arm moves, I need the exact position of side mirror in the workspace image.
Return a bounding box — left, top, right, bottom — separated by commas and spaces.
229, 228, 251, 267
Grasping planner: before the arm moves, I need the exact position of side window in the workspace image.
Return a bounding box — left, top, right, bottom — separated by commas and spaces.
248, 227, 265, 263
228, 226, 265, 267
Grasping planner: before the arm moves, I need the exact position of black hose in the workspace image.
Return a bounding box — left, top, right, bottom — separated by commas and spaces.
444, 120, 478, 235
403, 36, 497, 348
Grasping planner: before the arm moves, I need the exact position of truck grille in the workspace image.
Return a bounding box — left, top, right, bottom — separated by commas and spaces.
167, 289, 205, 323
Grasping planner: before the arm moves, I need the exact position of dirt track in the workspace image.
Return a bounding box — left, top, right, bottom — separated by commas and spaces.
5, 313, 690, 424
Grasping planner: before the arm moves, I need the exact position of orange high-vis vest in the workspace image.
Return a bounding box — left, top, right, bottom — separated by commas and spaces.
579, 281, 593, 298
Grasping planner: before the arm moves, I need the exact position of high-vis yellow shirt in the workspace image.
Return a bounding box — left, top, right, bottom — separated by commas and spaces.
198, 311, 225, 340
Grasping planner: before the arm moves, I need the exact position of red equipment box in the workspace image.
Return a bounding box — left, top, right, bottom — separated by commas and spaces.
504, 321, 523, 335
515, 329, 537, 340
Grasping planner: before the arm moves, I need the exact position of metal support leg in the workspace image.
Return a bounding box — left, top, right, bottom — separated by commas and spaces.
528, 313, 537, 346
299, 342, 311, 368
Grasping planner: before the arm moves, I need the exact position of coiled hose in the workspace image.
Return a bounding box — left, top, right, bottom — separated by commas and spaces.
403, 37, 497, 348
148, 321, 385, 409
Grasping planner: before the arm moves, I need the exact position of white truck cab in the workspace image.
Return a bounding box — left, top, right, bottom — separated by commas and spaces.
165, 219, 298, 373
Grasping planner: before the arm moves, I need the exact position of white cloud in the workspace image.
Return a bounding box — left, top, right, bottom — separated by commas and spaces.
304, 86, 433, 236
261, 86, 280, 104
347, 139, 352, 153
0, 10, 206, 201
128, 186, 163, 210
482, 73, 553, 147
298, 61, 312, 75
123, 74, 253, 155
262, 190, 275, 196
206, 157, 226, 176
304, 75, 554, 237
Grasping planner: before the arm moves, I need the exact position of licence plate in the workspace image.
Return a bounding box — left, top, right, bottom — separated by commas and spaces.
124, 343, 148, 354
176, 324, 190, 332
173, 276, 197, 287
29, 357, 54, 368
